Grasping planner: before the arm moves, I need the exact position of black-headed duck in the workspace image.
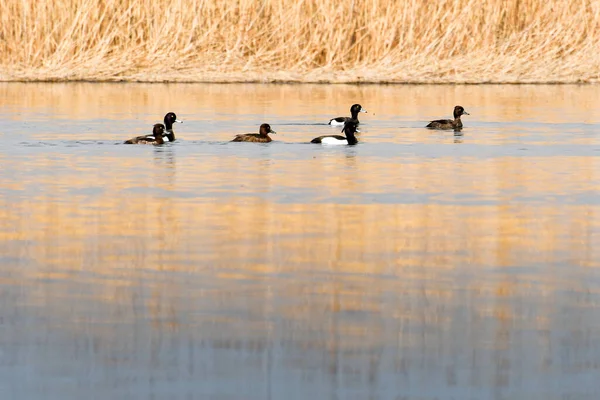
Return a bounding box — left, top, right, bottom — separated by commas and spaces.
231, 123, 276, 143
124, 124, 166, 145
311, 121, 359, 145
426, 106, 469, 130
163, 112, 183, 142
328, 104, 367, 126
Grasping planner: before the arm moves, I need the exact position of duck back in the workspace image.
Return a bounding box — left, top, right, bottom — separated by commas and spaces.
231, 134, 272, 143
311, 135, 347, 144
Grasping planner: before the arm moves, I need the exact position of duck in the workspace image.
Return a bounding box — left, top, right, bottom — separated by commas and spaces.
311, 121, 359, 145
231, 123, 276, 143
163, 112, 183, 142
328, 104, 367, 126
426, 105, 469, 130
124, 124, 167, 145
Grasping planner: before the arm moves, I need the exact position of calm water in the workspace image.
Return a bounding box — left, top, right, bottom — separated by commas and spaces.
1, 83, 600, 399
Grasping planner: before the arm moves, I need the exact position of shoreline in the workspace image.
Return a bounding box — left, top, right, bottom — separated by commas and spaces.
1, 75, 597, 85
2, 67, 597, 85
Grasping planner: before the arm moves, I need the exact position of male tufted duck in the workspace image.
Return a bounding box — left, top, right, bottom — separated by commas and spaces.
163, 112, 183, 142
328, 104, 367, 126
311, 121, 359, 145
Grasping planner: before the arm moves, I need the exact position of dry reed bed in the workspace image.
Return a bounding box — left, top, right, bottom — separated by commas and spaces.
1, 0, 600, 83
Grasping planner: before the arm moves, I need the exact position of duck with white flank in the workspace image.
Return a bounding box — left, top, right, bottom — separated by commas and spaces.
311, 121, 359, 145
328, 104, 367, 126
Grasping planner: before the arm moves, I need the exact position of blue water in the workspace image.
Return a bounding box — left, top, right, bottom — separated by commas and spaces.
1, 82, 600, 400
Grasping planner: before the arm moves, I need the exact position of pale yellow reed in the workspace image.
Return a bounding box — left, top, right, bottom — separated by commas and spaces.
1, 0, 599, 83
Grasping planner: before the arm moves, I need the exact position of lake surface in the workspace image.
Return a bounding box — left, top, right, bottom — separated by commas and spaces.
1, 82, 600, 399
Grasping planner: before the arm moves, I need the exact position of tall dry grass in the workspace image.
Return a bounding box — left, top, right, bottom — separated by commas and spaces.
1, 0, 599, 83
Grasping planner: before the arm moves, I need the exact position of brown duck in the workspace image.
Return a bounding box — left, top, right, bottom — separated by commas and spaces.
426, 106, 470, 130
124, 124, 166, 145
231, 123, 276, 143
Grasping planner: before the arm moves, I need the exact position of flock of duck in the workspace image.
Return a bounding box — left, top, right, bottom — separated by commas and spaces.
124, 105, 470, 146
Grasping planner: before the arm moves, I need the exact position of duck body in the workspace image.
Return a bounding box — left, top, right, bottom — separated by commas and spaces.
311, 135, 351, 145
312, 121, 359, 145
328, 104, 367, 126
163, 112, 183, 142
124, 124, 166, 145
426, 118, 463, 130
426, 119, 462, 130
426, 105, 469, 130
328, 117, 356, 126
231, 123, 276, 143
231, 134, 272, 143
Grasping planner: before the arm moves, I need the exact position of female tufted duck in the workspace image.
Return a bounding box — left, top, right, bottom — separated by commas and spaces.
124, 124, 167, 145
231, 123, 277, 143
163, 112, 183, 142
426, 106, 469, 130
328, 104, 367, 126
311, 121, 359, 145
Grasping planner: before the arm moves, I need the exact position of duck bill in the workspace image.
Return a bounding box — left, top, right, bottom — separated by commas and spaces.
270, 130, 277, 134
361, 109, 368, 113
175, 119, 183, 123
462, 111, 470, 115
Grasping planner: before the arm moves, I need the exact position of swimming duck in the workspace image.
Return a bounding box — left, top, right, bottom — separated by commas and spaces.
311, 121, 359, 145
163, 112, 183, 142
231, 123, 276, 143
328, 104, 367, 126
426, 106, 469, 130
124, 124, 167, 145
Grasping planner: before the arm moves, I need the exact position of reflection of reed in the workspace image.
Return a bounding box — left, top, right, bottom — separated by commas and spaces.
3, 195, 600, 387
3, 151, 598, 279
2, 128, 600, 389
3, 83, 600, 131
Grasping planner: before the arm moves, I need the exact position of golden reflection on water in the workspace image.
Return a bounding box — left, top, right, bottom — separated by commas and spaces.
1, 83, 600, 398
2, 154, 600, 326
2, 82, 600, 124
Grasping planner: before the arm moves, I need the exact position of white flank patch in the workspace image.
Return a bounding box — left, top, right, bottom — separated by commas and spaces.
320, 137, 348, 145
329, 119, 344, 126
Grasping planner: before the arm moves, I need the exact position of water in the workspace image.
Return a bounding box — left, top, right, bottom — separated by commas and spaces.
1, 82, 600, 400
